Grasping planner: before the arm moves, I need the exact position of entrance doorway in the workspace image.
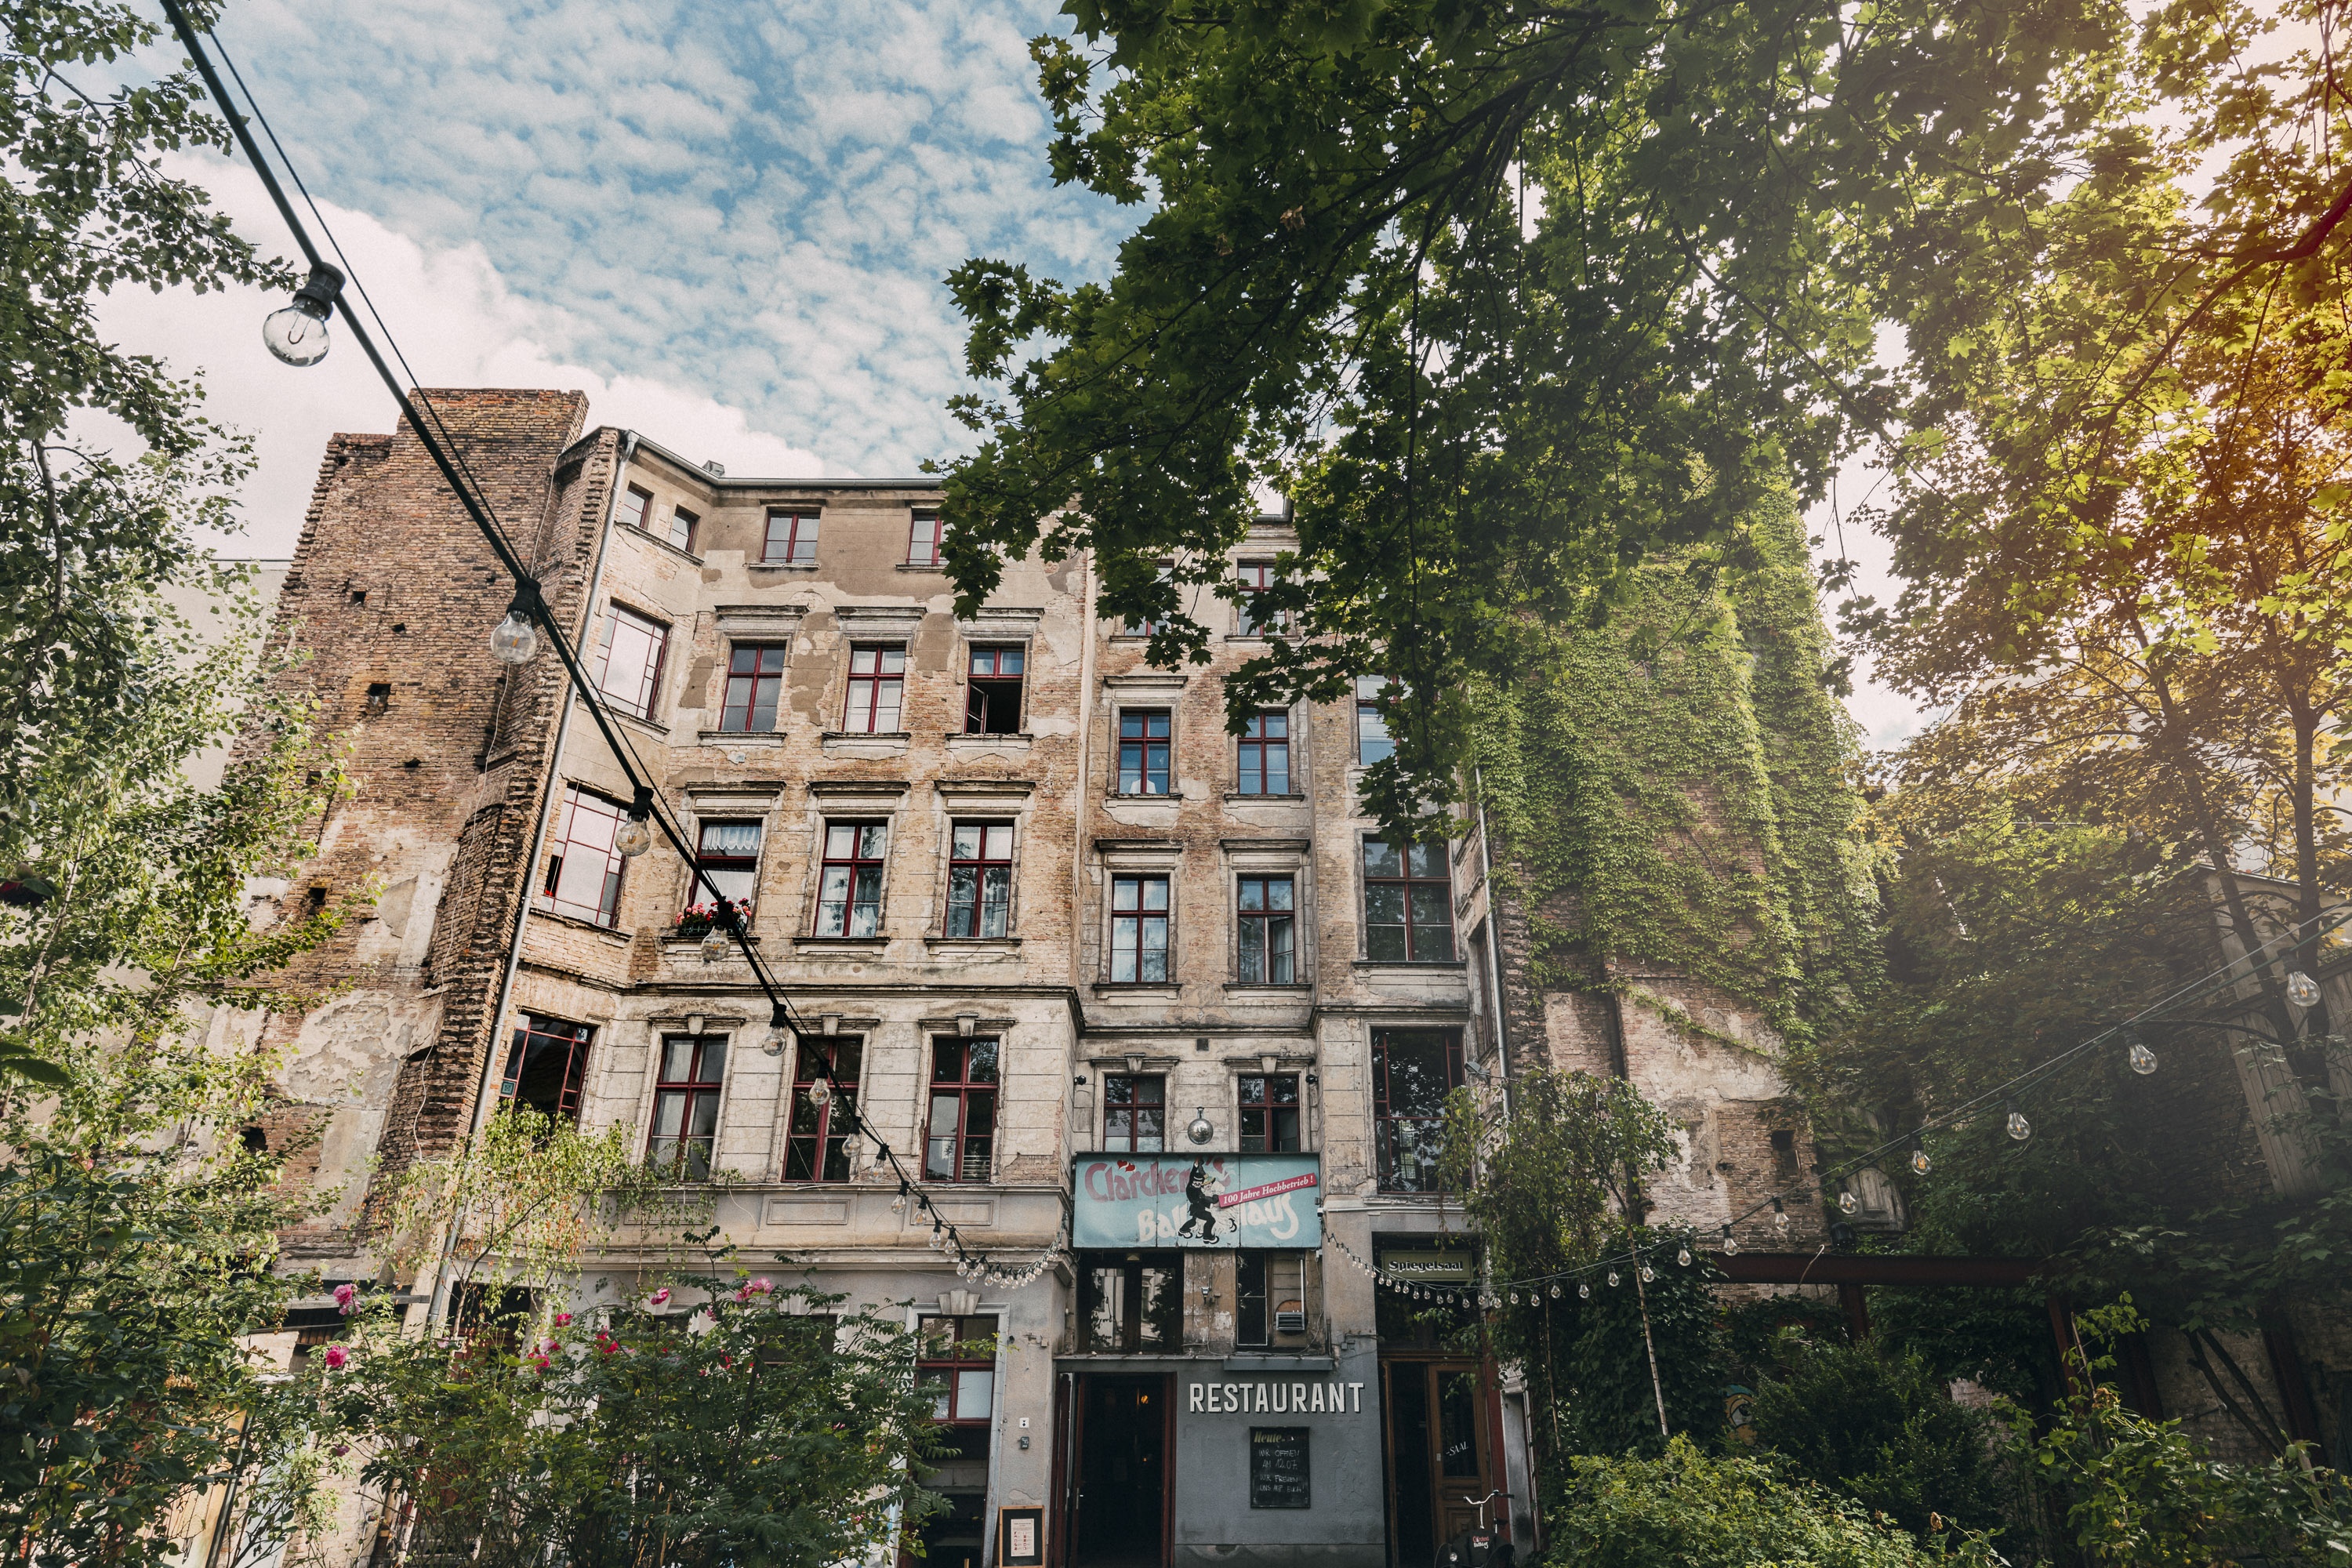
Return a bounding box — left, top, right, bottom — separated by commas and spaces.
1070, 1375, 1171, 1568
1381, 1359, 1501, 1568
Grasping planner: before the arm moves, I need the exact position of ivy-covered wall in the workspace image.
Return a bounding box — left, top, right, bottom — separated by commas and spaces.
1470, 490, 1881, 1241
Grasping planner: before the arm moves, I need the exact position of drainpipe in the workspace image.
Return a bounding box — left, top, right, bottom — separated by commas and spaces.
1472, 765, 1512, 1089
425, 427, 635, 1327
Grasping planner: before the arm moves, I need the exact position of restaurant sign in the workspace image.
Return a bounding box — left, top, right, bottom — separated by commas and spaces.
1072, 1154, 1323, 1249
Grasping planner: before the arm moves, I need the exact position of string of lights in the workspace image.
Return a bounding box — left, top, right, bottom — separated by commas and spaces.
159, 1, 1038, 1290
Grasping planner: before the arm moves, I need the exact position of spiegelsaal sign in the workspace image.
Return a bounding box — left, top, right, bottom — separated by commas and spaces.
1072, 1154, 1323, 1249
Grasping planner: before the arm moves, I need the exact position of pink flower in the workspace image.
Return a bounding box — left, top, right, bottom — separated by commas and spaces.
321, 1345, 348, 1370
330, 1443, 349, 1457
648, 1287, 671, 1306
553, 1312, 572, 1327
332, 1283, 356, 1315
748, 1277, 773, 1295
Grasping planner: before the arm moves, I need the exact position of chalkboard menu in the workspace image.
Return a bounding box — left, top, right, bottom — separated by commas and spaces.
1250, 1426, 1311, 1509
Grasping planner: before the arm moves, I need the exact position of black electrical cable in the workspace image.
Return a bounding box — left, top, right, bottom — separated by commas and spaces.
157, 0, 1035, 1281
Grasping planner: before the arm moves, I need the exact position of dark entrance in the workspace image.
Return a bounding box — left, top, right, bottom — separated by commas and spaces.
1070, 1374, 1171, 1568
1381, 1359, 1501, 1568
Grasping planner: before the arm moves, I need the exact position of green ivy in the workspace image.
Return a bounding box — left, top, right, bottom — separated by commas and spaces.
1468, 489, 1880, 1048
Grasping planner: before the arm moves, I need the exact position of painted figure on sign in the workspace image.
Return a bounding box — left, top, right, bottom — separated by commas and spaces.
1176, 1160, 1227, 1240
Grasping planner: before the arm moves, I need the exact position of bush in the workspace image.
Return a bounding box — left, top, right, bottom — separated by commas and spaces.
1545, 1437, 1998, 1567
1749, 1340, 2014, 1536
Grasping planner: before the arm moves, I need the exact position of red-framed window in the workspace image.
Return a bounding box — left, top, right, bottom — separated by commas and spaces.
764, 509, 820, 563
924, 1036, 999, 1182
616, 484, 653, 533
1372, 1029, 1462, 1192
782, 1038, 862, 1181
648, 1034, 728, 1180
1356, 675, 1395, 765
1103, 1073, 1165, 1152
502, 1014, 593, 1123
539, 785, 626, 927
1117, 710, 1171, 794
666, 504, 699, 554
1121, 561, 1174, 636
1235, 561, 1284, 635
946, 822, 1012, 938
1237, 710, 1290, 795
908, 511, 944, 567
1363, 838, 1454, 961
1240, 1073, 1301, 1152
815, 822, 887, 937
918, 1314, 998, 1459
719, 644, 788, 733
1237, 874, 1295, 984
842, 644, 906, 733
591, 604, 668, 720
964, 644, 1025, 735
1110, 875, 1171, 983
691, 820, 762, 911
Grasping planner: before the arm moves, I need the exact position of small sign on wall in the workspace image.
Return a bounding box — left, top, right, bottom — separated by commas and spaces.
999, 1505, 1046, 1567
1249, 1427, 1312, 1509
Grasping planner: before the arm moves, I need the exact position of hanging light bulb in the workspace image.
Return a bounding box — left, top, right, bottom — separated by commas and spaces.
1606, 1270, 1620, 1288
762, 1003, 792, 1058
2127, 1033, 2158, 1076
1722, 1230, 1740, 1257
807, 1077, 833, 1109
1676, 1247, 1692, 1268
1508, 1290, 1520, 1305
1911, 1142, 1931, 1177
1773, 1198, 1791, 1233
488, 579, 544, 666
1639, 1264, 1655, 1284
2006, 1105, 2031, 1142
1549, 1283, 1562, 1300
699, 927, 731, 964
1838, 1190, 1859, 1215
616, 786, 656, 858
2286, 971, 2322, 1009
1578, 1281, 1591, 1299
890, 1195, 905, 1214
262, 262, 343, 366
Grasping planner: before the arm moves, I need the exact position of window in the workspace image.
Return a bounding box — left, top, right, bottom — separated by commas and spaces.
1363, 838, 1454, 961
502, 1014, 593, 1123
1355, 675, 1395, 765
1234, 561, 1286, 636
648, 1034, 727, 1179
1103, 1074, 1165, 1152
617, 484, 652, 532
1237, 711, 1290, 795
1237, 875, 1296, 984
964, 645, 1025, 735
842, 644, 906, 733
1118, 710, 1171, 794
1236, 1252, 1308, 1347
1240, 1073, 1301, 1152
666, 504, 699, 554
1373, 1029, 1463, 1192
815, 822, 887, 937
782, 1038, 862, 1181
764, 509, 820, 563
946, 822, 1012, 938
925, 1036, 999, 1182
1079, 1250, 1182, 1352
719, 644, 788, 733
691, 820, 763, 911
1110, 875, 1171, 983
908, 510, 943, 567
918, 1315, 998, 1460
539, 786, 626, 927
592, 604, 668, 720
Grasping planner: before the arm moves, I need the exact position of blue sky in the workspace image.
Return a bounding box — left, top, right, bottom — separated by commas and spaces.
110, 0, 1922, 745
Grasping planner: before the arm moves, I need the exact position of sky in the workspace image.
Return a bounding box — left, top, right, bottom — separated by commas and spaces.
103, 0, 1924, 750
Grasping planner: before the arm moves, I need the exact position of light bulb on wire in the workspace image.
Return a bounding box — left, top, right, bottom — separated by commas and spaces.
1773, 1198, 1791, 1233
2286, 971, 2322, 1009
2126, 1031, 2158, 1076
699, 927, 731, 964
1578, 1281, 1591, 1299
488, 580, 543, 667
1639, 1264, 1655, 1284
1721, 1229, 1740, 1256
2006, 1105, 2031, 1142
615, 786, 656, 858
1606, 1270, 1620, 1288
1911, 1142, 1931, 1177
1677, 1246, 1692, 1268
263, 262, 343, 366
1838, 1190, 1859, 1215
761, 1004, 792, 1058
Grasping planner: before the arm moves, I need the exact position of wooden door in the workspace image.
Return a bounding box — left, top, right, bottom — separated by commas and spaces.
1383, 1359, 1501, 1566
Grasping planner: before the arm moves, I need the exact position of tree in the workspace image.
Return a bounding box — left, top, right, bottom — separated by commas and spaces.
310, 1271, 943, 1568
0, 636, 347, 1566
0, 0, 288, 810
935, 0, 2205, 829
1440, 1069, 1722, 1456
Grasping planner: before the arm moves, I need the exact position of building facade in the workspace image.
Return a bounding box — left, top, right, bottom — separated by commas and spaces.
252, 392, 1566, 1568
